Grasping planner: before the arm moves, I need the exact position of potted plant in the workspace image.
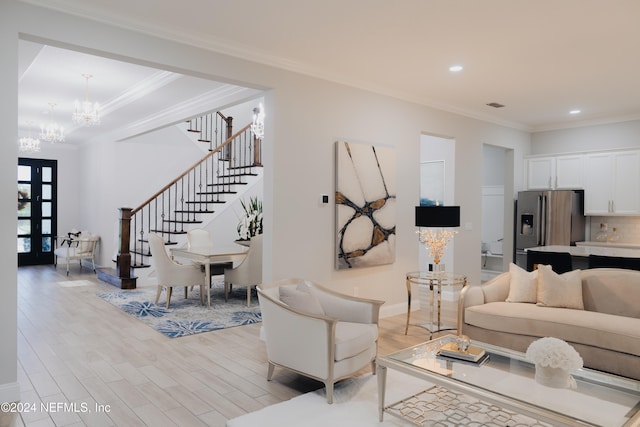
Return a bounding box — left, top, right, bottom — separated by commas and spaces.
237, 196, 263, 243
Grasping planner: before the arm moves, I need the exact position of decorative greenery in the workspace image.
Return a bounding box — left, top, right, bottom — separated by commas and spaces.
237, 196, 263, 240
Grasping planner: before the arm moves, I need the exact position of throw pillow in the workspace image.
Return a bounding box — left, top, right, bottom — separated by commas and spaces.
506, 263, 538, 303
279, 285, 325, 315
536, 264, 584, 310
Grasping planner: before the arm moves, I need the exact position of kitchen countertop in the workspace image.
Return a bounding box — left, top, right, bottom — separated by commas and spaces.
527, 244, 640, 258
576, 241, 640, 249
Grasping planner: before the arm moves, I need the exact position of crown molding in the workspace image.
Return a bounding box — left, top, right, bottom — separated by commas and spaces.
103, 85, 261, 143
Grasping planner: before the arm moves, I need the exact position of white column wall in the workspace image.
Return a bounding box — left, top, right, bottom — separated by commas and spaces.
0, 0, 19, 404
1, 0, 532, 398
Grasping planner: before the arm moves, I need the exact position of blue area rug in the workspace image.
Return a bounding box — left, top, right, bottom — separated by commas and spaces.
98, 280, 261, 338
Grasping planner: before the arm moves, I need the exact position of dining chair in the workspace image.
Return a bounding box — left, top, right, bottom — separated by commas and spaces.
186, 228, 233, 275
526, 250, 573, 273
224, 234, 263, 306
148, 233, 206, 308
588, 254, 640, 271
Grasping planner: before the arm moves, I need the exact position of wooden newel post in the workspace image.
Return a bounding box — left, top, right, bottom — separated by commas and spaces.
116, 207, 137, 289
226, 116, 233, 140
97, 207, 137, 289
253, 134, 262, 166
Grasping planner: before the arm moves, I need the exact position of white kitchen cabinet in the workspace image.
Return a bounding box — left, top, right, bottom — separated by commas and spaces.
526, 157, 555, 189
526, 154, 583, 189
555, 154, 584, 189
584, 150, 640, 215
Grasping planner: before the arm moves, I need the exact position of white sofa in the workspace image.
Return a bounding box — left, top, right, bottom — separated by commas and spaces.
459, 266, 640, 380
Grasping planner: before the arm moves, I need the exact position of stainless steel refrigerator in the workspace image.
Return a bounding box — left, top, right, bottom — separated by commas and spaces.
515, 190, 585, 268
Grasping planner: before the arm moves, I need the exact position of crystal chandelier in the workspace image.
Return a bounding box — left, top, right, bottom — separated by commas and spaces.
19, 122, 41, 153
40, 102, 65, 143
73, 74, 100, 126
251, 102, 265, 140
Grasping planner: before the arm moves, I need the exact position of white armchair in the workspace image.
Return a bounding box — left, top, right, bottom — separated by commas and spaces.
256, 278, 384, 404
148, 233, 206, 308
54, 231, 99, 276
224, 234, 263, 306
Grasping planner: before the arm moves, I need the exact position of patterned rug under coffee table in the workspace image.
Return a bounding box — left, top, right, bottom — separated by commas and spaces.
98, 280, 261, 338
227, 371, 550, 427
385, 384, 551, 426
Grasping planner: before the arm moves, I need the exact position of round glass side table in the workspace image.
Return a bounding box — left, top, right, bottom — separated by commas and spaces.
405, 271, 467, 337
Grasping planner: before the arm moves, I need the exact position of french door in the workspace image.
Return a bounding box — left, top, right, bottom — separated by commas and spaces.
18, 158, 58, 266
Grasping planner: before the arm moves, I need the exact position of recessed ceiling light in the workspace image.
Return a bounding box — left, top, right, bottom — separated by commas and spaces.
449, 65, 463, 72
569, 109, 581, 115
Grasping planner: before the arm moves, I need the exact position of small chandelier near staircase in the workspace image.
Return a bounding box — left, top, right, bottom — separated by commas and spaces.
251, 103, 265, 140
19, 122, 41, 153
40, 102, 65, 143
73, 74, 100, 126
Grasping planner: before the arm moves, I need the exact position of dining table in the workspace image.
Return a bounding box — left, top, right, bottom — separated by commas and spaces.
170, 245, 248, 307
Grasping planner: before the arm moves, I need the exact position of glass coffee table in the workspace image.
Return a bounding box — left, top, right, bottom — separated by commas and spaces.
377, 335, 640, 426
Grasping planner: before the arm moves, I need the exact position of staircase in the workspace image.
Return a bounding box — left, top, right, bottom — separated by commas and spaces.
98, 111, 262, 289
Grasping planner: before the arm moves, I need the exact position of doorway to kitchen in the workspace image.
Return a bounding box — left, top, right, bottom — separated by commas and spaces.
481, 144, 514, 281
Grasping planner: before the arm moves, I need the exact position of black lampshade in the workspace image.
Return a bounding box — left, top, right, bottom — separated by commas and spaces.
415, 206, 460, 227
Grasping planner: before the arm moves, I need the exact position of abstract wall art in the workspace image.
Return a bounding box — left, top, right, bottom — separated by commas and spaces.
335, 141, 396, 269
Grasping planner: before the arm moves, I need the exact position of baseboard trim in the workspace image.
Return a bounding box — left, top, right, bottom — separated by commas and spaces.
0, 381, 20, 403
380, 301, 407, 318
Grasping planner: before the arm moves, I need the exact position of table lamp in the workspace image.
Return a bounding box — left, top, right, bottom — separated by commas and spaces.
415, 205, 460, 271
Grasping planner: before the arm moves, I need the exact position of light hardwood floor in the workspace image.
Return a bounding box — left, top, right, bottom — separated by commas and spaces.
1, 266, 458, 427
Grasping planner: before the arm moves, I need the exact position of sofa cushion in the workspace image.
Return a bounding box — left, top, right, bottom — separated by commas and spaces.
334, 321, 378, 362
581, 269, 640, 318
536, 265, 584, 310
506, 263, 537, 303
279, 284, 325, 315
465, 302, 640, 357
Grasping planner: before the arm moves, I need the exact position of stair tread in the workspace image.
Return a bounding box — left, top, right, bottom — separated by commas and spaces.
207, 182, 247, 187
218, 173, 258, 178
185, 200, 226, 204
149, 229, 187, 235
196, 191, 237, 195
162, 219, 204, 223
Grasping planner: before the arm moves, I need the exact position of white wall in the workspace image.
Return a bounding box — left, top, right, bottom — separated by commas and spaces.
1, 0, 532, 399
531, 120, 640, 154
0, 0, 19, 404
